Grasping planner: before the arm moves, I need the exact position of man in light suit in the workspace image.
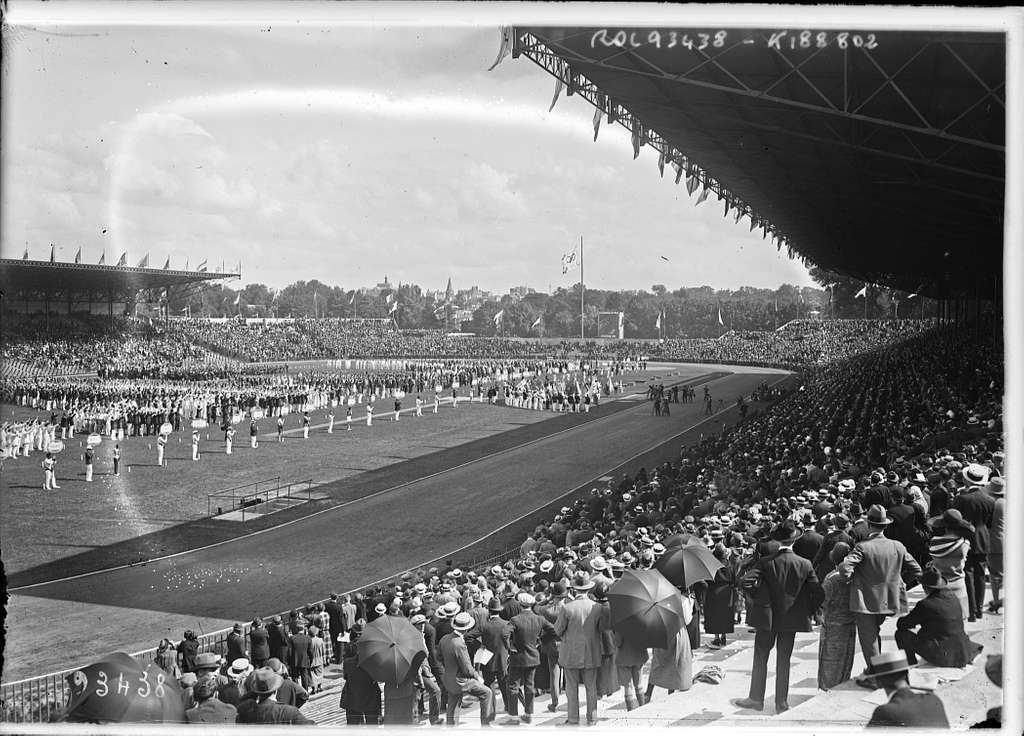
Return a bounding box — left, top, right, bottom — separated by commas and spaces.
554, 571, 606, 726
504, 592, 557, 725
439, 612, 494, 726
735, 519, 824, 714
839, 504, 922, 687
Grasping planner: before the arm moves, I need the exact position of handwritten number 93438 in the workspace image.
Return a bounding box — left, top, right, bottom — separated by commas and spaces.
590, 29, 879, 52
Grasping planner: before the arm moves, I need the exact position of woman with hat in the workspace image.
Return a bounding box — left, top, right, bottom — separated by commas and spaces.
926, 512, 973, 619
817, 542, 857, 691
894, 568, 983, 668
155, 638, 182, 680
703, 543, 737, 648
590, 580, 619, 698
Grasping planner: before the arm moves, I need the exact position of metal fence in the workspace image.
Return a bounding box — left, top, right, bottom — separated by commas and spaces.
235, 478, 316, 522
206, 476, 281, 517
0, 541, 521, 723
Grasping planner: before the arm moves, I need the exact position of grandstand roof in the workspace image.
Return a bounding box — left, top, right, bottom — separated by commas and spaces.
0, 259, 237, 300
514, 28, 1005, 298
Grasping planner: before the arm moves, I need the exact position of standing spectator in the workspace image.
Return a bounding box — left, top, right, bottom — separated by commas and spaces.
704, 544, 737, 647
112, 443, 120, 476
613, 621, 648, 710
479, 597, 512, 718
249, 618, 270, 668
865, 652, 949, 728
411, 614, 443, 725
439, 612, 493, 726
645, 591, 693, 701
838, 505, 922, 688
308, 624, 327, 694
926, 511, 973, 618
554, 571, 605, 726
325, 594, 345, 664
953, 464, 995, 621
264, 658, 308, 708
155, 638, 182, 679
817, 543, 856, 690
504, 592, 555, 725
226, 623, 247, 664
268, 615, 290, 664
288, 623, 314, 691
341, 641, 381, 725
535, 583, 566, 713
985, 477, 1005, 613
235, 668, 314, 725
177, 630, 199, 674
735, 520, 823, 714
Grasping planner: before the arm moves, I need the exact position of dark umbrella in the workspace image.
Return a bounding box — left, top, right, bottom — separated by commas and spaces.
660, 532, 697, 549
655, 536, 723, 588
63, 652, 185, 723
608, 568, 687, 648
356, 614, 427, 686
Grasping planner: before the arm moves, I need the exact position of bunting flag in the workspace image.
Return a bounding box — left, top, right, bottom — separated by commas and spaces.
855, 285, 868, 298
686, 172, 699, 196
695, 187, 711, 206
116, 252, 127, 267
593, 106, 602, 142
657, 148, 666, 178
163, 256, 170, 270
672, 161, 684, 185
531, 316, 542, 329
50, 244, 56, 262
493, 309, 504, 325
22, 247, 29, 260
734, 207, 743, 224
718, 305, 725, 326
75, 247, 82, 264
749, 217, 758, 232
98, 251, 106, 265
196, 259, 208, 272
487, 26, 513, 71
631, 126, 641, 159
549, 78, 563, 112
137, 253, 149, 268
723, 198, 731, 218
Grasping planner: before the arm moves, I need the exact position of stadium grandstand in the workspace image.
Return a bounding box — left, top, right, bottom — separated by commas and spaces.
0, 17, 1012, 733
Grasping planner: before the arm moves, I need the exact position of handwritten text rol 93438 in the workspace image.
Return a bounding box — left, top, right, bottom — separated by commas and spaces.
589, 30, 880, 52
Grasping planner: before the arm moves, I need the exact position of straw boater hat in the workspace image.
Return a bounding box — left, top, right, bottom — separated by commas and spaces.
962, 463, 990, 486
436, 601, 460, 619
570, 571, 595, 591
869, 651, 915, 677
452, 612, 475, 631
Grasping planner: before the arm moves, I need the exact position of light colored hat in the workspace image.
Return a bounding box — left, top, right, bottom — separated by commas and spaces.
374, 603, 387, 615
229, 658, 253, 678
570, 571, 595, 591
962, 463, 990, 486
589, 556, 609, 572
436, 601, 460, 619
869, 650, 915, 677
516, 592, 536, 606
452, 612, 475, 631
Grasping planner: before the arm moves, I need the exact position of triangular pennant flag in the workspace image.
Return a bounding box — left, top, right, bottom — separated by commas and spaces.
718, 305, 725, 326
672, 161, 684, 185
592, 106, 602, 142
855, 286, 868, 298
50, 244, 56, 262
531, 316, 541, 329
137, 253, 149, 268
686, 171, 699, 196
234, 293, 241, 306
350, 293, 356, 305
750, 217, 758, 232
197, 259, 208, 272
631, 127, 641, 159
74, 247, 82, 264
734, 207, 743, 224
116, 252, 127, 267
655, 312, 662, 330
695, 187, 711, 206
98, 251, 105, 265
493, 309, 504, 325
163, 256, 170, 270
549, 78, 563, 112
22, 247, 29, 260
657, 148, 666, 178
487, 26, 513, 72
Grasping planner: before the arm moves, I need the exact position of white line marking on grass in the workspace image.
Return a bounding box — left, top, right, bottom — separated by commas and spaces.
9, 371, 781, 592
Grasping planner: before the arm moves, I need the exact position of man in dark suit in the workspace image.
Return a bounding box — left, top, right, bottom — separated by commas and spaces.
734, 520, 823, 714
439, 612, 494, 726
324, 594, 345, 664
249, 618, 271, 668
185, 676, 238, 724
504, 592, 556, 725
866, 651, 949, 728
226, 623, 247, 664
287, 624, 315, 691
792, 513, 823, 562
953, 465, 995, 620
268, 616, 290, 664
264, 658, 309, 709
480, 597, 513, 719
812, 514, 853, 582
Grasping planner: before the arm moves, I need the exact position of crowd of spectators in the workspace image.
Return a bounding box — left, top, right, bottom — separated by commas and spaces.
99, 320, 1002, 726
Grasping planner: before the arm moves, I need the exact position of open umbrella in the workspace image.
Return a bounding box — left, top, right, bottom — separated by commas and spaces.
63, 652, 185, 723
655, 536, 723, 588
356, 615, 427, 686
608, 568, 687, 648
660, 532, 697, 549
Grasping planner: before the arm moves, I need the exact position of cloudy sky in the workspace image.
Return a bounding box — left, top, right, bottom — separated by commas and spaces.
2, 7, 820, 295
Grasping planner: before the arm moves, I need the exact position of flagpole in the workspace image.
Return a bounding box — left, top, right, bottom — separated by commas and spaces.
580, 235, 585, 341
